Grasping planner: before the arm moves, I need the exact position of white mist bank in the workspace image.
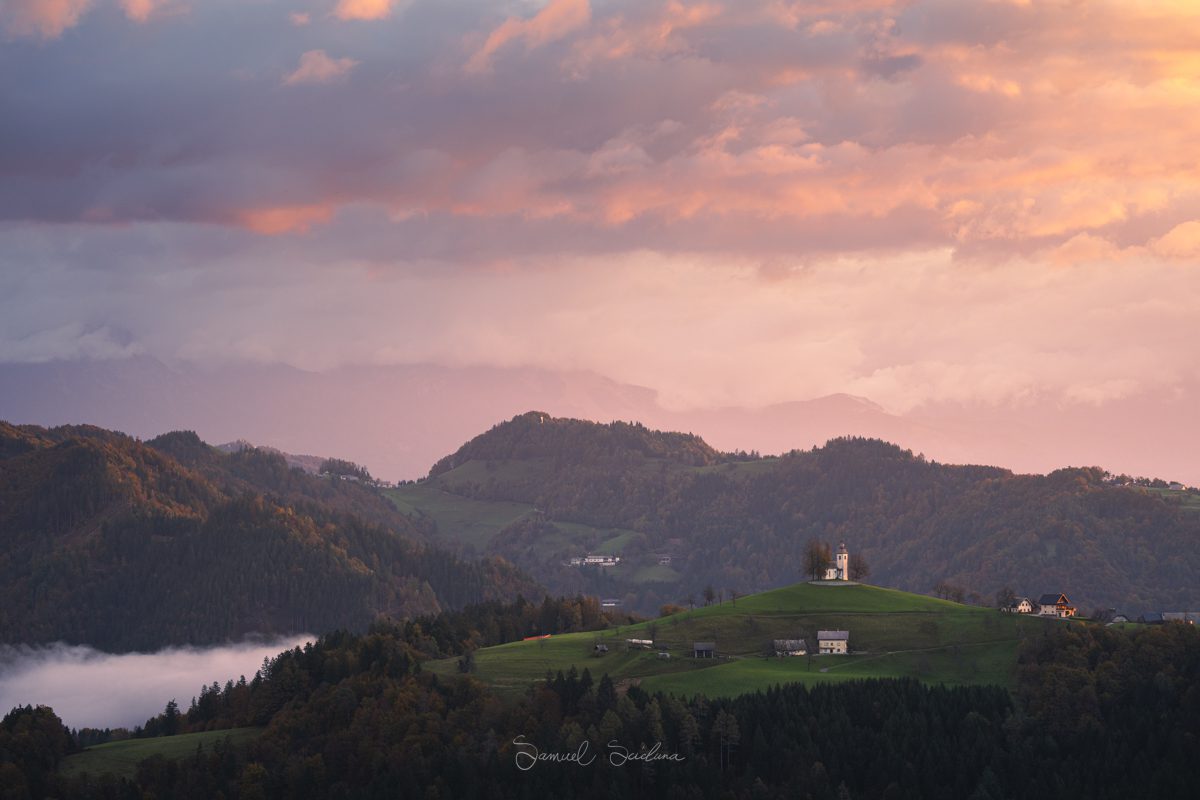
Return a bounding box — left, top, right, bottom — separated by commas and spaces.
0, 636, 313, 730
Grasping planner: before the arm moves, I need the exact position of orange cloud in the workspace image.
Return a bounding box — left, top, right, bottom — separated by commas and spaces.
466, 0, 591, 73
283, 50, 359, 85
1, 0, 91, 39
236, 205, 335, 235
1151, 220, 1200, 258
334, 0, 395, 22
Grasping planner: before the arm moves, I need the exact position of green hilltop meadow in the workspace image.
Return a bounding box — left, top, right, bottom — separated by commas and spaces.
425, 581, 1054, 698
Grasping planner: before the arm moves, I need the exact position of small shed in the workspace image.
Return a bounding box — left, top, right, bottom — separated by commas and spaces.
773, 639, 808, 657
693, 641, 716, 659
817, 630, 850, 655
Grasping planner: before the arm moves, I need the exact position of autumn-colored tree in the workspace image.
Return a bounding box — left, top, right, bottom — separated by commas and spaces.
803, 539, 832, 580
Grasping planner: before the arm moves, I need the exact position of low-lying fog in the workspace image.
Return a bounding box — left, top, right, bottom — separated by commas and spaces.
0, 636, 312, 730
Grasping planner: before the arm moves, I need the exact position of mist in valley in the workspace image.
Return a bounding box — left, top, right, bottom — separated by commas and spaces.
0, 636, 312, 731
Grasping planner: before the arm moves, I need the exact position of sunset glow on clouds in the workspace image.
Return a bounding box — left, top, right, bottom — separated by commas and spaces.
2, 0, 1199, 415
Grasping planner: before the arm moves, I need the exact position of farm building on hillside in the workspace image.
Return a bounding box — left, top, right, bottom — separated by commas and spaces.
1001, 597, 1034, 614
693, 642, 716, 658
773, 639, 808, 657
817, 630, 849, 654
1038, 593, 1077, 618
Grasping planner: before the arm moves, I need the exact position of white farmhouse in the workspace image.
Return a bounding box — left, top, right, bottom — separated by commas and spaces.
1037, 593, 1077, 618
817, 630, 850, 654
1002, 597, 1034, 614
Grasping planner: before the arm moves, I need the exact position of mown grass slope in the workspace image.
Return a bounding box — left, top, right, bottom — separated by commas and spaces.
59, 728, 263, 780
427, 582, 1054, 698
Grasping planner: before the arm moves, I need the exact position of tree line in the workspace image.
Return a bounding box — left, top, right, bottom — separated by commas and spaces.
11, 611, 1197, 798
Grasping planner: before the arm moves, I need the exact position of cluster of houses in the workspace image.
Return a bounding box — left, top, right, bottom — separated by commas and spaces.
692, 630, 855, 660
565, 554, 621, 567
768, 631, 850, 655
1001, 592, 1077, 618
566, 553, 672, 568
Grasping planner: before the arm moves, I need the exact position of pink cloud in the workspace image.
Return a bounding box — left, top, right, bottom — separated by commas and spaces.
1, 0, 91, 40
333, 0, 395, 22
283, 49, 360, 85
466, 0, 592, 73
9, 0, 1200, 268
119, 0, 171, 23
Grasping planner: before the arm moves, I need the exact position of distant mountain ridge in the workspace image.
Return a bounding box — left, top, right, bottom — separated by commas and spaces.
2, 356, 1197, 485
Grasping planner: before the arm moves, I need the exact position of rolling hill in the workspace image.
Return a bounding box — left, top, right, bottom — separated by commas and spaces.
386, 412, 1200, 616
424, 581, 1053, 697
0, 422, 538, 651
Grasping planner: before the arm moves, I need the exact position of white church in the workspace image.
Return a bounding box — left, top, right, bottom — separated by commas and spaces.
824, 541, 850, 581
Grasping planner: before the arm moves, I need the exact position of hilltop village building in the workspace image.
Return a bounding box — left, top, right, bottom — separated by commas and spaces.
823, 542, 851, 581
1000, 592, 1076, 618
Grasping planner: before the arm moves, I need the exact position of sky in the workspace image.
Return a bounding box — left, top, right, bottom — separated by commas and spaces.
2, 0, 1199, 414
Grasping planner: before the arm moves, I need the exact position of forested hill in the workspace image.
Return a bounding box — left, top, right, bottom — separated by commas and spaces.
407, 413, 1200, 614
429, 411, 724, 476
0, 422, 538, 651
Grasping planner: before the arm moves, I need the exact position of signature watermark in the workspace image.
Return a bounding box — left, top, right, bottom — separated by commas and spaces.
512, 735, 686, 771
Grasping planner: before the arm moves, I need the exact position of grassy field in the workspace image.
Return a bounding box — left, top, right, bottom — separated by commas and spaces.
385, 484, 536, 549
60, 728, 263, 780
428, 582, 1052, 698
384, 474, 647, 575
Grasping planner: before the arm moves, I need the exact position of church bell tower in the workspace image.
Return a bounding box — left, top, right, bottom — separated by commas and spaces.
836, 541, 849, 580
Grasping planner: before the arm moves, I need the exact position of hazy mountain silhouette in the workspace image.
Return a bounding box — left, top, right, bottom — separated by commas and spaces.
1, 357, 1195, 484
